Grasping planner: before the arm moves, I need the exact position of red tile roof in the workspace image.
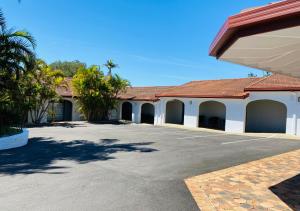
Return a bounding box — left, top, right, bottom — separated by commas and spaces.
56, 79, 175, 101
245, 74, 300, 91
118, 86, 176, 101
56, 74, 300, 100
156, 78, 260, 99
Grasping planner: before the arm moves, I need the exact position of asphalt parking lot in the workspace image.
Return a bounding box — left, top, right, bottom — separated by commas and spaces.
1, 122, 300, 211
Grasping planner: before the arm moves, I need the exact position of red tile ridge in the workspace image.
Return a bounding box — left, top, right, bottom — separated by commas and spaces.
244, 75, 270, 89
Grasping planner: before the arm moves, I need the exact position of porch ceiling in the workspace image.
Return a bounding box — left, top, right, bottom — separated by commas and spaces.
210, 0, 300, 77
219, 26, 300, 77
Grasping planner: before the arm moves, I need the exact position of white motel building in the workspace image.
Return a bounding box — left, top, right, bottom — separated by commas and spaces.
48, 0, 300, 136
52, 74, 300, 137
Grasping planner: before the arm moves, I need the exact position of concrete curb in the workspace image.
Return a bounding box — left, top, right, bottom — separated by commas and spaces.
0, 129, 29, 150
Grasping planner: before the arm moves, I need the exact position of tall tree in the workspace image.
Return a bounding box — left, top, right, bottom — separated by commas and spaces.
104, 59, 118, 76
50, 60, 86, 77
0, 9, 36, 134
25, 60, 65, 124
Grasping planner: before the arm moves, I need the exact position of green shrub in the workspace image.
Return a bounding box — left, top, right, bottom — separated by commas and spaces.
72, 65, 130, 121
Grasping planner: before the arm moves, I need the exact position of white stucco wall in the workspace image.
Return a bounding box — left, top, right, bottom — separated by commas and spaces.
224, 99, 246, 133
29, 90, 300, 136
67, 98, 83, 121
119, 100, 157, 124
149, 91, 300, 136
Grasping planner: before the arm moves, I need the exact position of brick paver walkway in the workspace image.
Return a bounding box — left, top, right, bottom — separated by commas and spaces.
185, 150, 300, 211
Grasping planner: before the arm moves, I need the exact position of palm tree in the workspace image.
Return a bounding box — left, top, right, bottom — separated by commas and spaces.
0, 9, 36, 81
104, 59, 118, 76
0, 9, 36, 131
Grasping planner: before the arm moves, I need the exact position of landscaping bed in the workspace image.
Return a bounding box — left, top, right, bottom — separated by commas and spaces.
0, 127, 22, 138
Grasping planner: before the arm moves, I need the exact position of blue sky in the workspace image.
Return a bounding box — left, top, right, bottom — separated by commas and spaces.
1, 0, 272, 86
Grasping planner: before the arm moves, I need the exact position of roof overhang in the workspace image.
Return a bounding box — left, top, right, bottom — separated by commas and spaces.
244, 87, 300, 91
118, 97, 159, 102
210, 0, 300, 77
155, 94, 249, 99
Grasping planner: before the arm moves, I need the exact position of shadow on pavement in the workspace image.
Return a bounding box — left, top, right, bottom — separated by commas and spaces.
0, 137, 157, 175
89, 120, 130, 125
27, 122, 87, 128
27, 121, 131, 128
269, 173, 300, 211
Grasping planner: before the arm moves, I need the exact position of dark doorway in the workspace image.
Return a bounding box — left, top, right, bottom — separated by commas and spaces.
141, 103, 155, 124
199, 101, 226, 131
48, 100, 73, 122
122, 102, 132, 121
246, 100, 287, 133
165, 100, 184, 125
63, 100, 72, 121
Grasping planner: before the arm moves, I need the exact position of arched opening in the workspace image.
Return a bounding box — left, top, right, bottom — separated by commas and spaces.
165, 100, 185, 125
141, 103, 155, 124
122, 102, 132, 121
199, 101, 226, 130
246, 100, 287, 133
48, 99, 73, 122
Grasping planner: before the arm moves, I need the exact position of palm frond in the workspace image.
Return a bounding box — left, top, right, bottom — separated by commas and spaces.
11, 30, 36, 48
0, 9, 6, 31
